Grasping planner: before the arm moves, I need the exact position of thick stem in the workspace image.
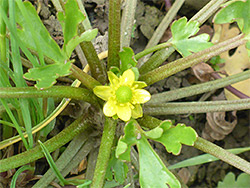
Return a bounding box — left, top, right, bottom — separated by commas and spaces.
135, 42, 171, 61
78, 25, 107, 84
0, 116, 92, 173
140, 35, 246, 85
211, 73, 249, 99
107, 0, 121, 70
71, 64, 101, 90
148, 69, 250, 104
138, 47, 175, 74
120, 0, 137, 48
144, 98, 250, 115
190, 0, 228, 24
91, 117, 117, 188
0, 86, 99, 107
194, 137, 250, 174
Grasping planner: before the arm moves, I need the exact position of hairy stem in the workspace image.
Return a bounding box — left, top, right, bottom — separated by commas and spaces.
144, 98, 250, 115
135, 42, 171, 61
71, 64, 101, 90
194, 137, 250, 174
120, 0, 137, 48
211, 73, 249, 99
107, 0, 121, 69
190, 0, 228, 24
79, 25, 107, 84
148, 69, 250, 104
91, 117, 117, 188
0, 86, 99, 107
140, 35, 246, 85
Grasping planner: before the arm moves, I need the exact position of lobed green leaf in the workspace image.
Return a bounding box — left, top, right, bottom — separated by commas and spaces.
23, 62, 72, 89
152, 122, 198, 155
217, 172, 250, 188
171, 17, 213, 57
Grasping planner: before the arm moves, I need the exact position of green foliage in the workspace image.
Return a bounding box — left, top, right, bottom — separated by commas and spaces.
110, 47, 139, 79
116, 120, 181, 188
58, 0, 98, 58
213, 0, 250, 37
23, 62, 72, 89
105, 150, 128, 186
15, 1, 66, 63
119, 47, 137, 73
217, 172, 250, 188
145, 121, 198, 155
209, 56, 225, 71
17, 0, 97, 89
171, 17, 213, 57
213, 0, 250, 54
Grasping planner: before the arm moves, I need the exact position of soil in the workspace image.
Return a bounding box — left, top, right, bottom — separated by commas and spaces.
1, 0, 249, 188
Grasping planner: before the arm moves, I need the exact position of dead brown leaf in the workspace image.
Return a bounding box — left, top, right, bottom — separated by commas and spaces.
212, 24, 250, 100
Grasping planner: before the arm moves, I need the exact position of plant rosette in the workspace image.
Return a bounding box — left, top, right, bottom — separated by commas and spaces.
93, 69, 151, 121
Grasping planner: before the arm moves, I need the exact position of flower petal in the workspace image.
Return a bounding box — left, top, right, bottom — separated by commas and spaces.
103, 99, 117, 117
132, 81, 147, 89
132, 89, 151, 104
120, 69, 135, 86
117, 104, 131, 121
131, 104, 143, 119
93, 86, 113, 101
108, 71, 119, 87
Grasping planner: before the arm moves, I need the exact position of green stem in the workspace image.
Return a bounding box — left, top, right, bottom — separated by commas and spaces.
91, 117, 117, 188
190, 0, 228, 24
0, 116, 92, 173
148, 69, 250, 104
194, 137, 250, 174
107, 0, 121, 70
140, 35, 246, 85
71, 64, 101, 90
144, 98, 250, 115
138, 47, 175, 75
120, 0, 137, 48
78, 27, 107, 84
0, 86, 99, 107
135, 42, 171, 61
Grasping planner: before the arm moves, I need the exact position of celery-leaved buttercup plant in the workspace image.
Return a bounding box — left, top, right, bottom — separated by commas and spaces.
0, 0, 250, 188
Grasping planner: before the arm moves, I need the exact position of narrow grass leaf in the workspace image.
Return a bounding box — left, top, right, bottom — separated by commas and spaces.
10, 165, 34, 188
168, 147, 250, 169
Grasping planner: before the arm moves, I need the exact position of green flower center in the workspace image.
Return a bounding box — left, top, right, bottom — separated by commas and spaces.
116, 86, 133, 103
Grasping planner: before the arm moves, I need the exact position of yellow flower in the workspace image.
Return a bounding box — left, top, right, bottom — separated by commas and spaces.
93, 69, 151, 121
